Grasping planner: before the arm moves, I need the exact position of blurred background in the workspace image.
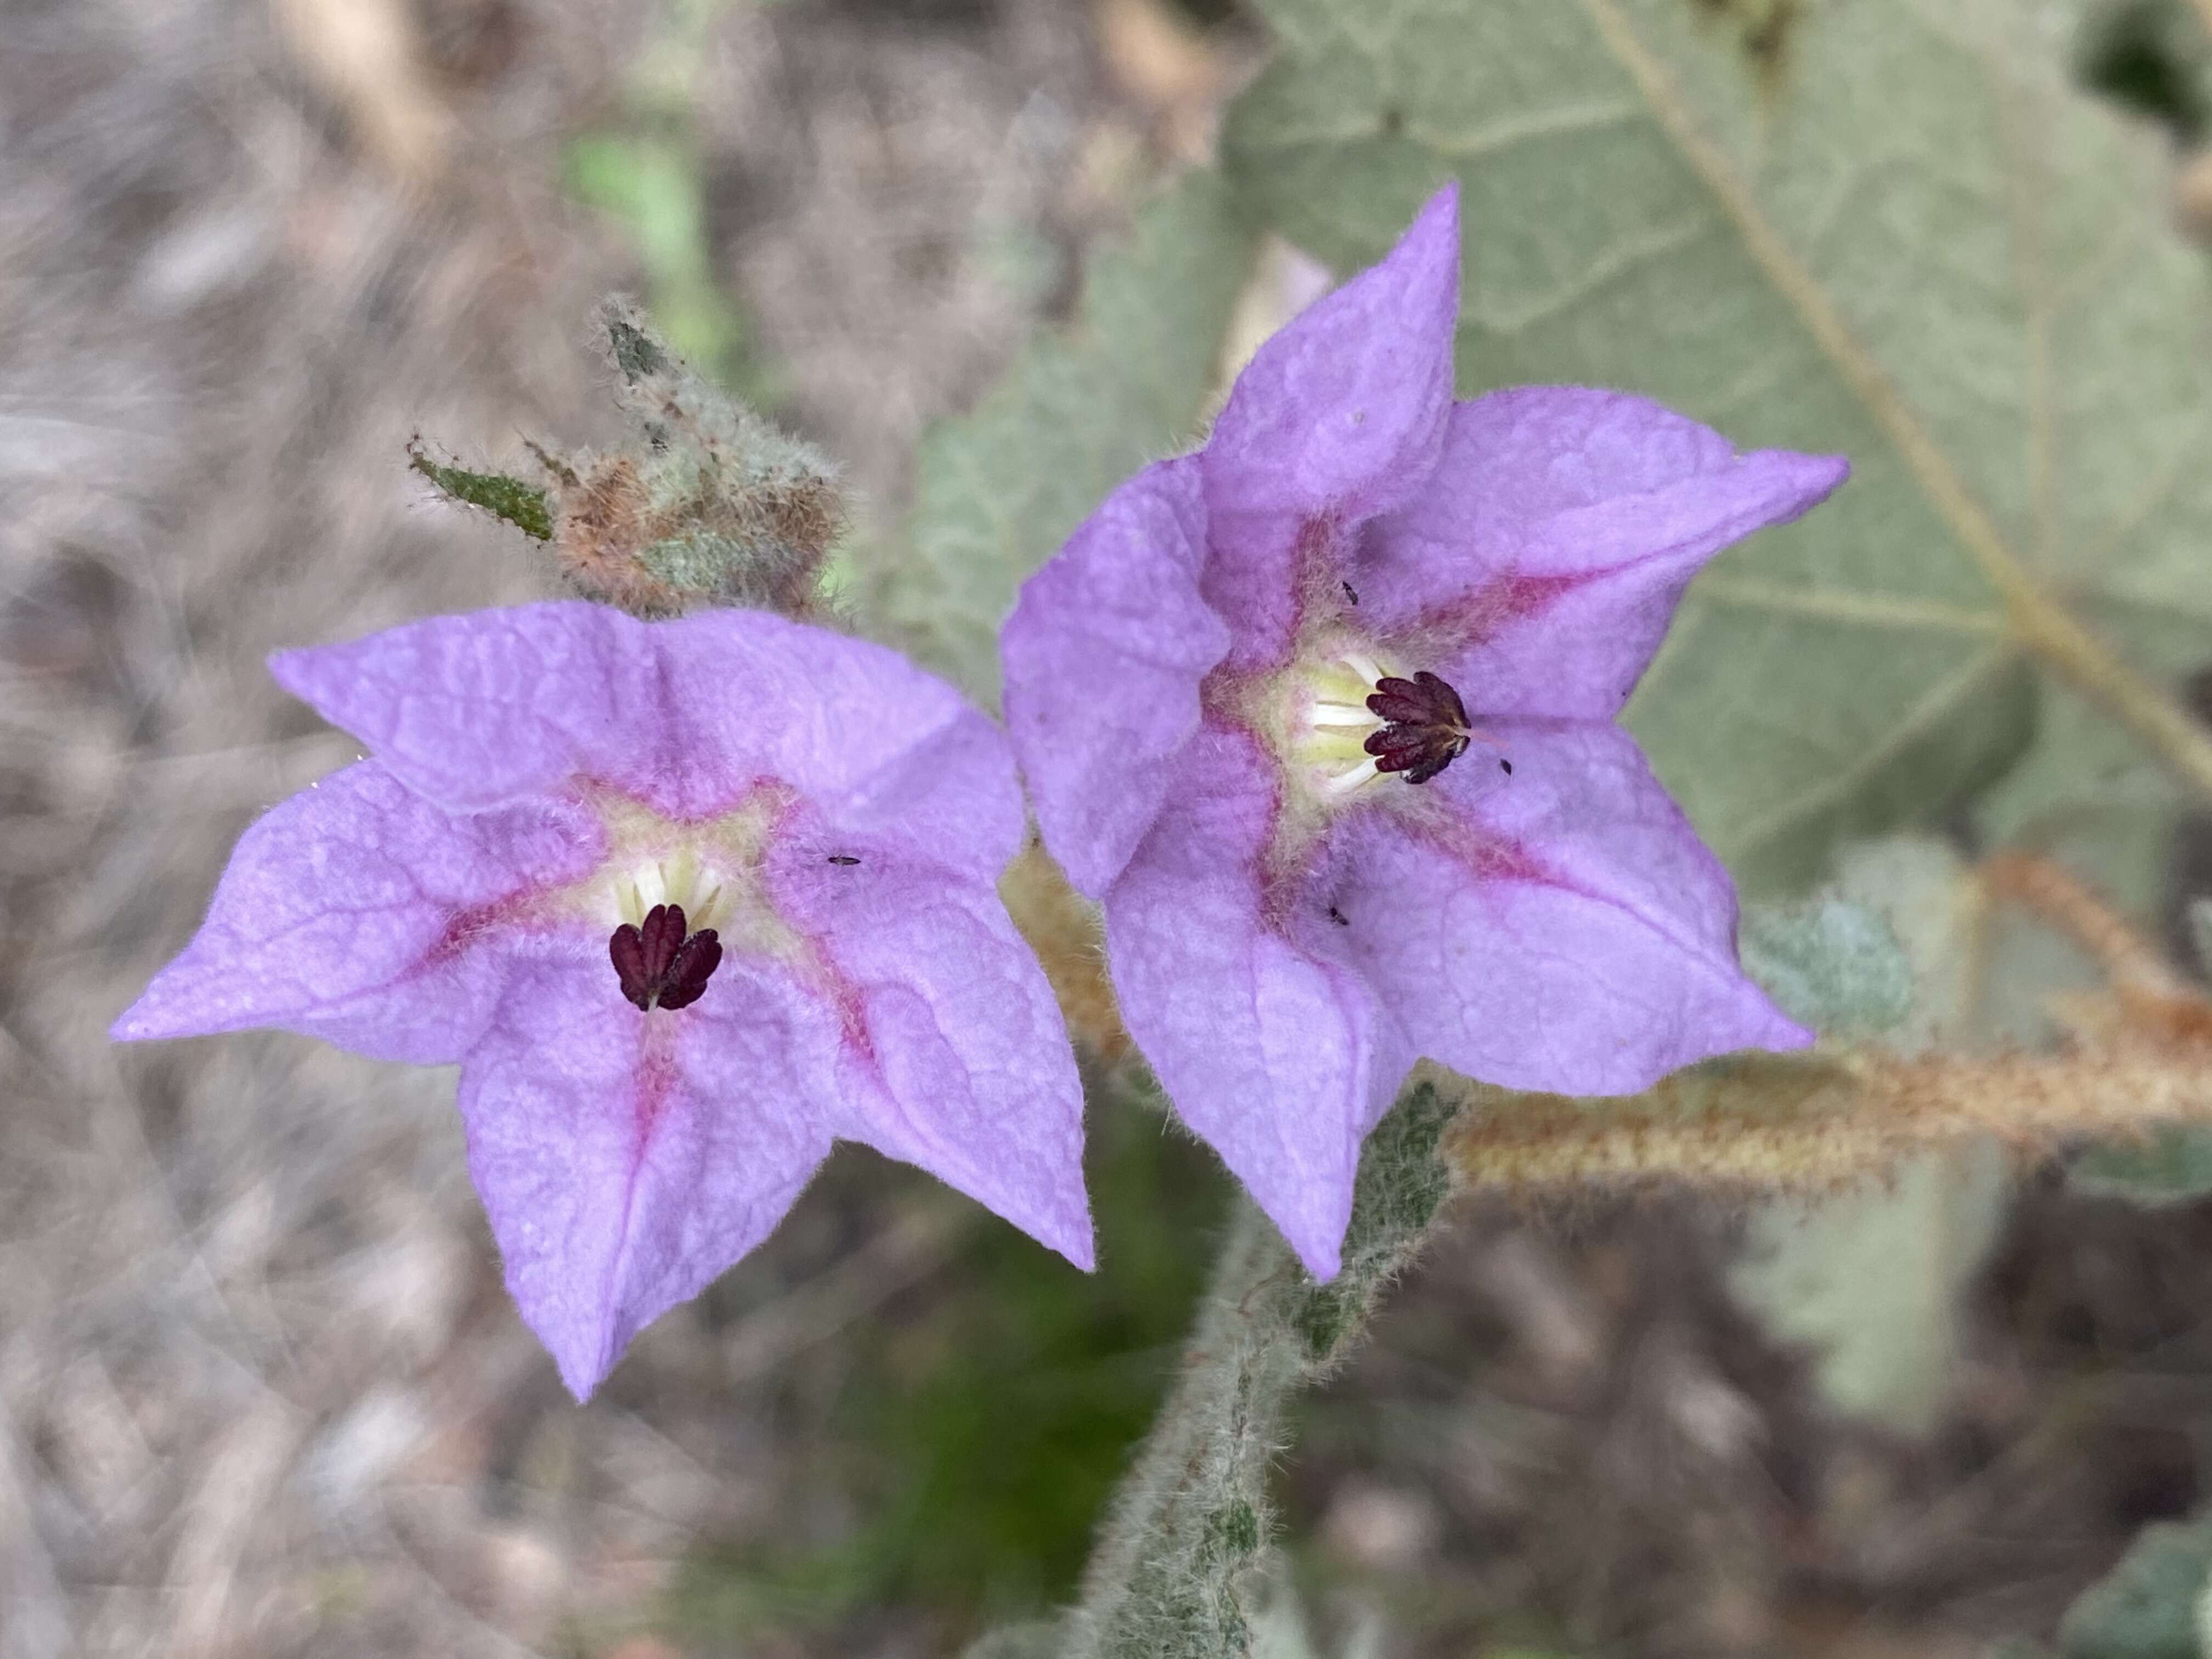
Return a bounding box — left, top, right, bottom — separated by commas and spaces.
14, 1, 2212, 1655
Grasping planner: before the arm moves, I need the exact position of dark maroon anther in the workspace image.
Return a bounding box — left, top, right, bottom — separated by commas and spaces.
1364, 670, 1472, 785
608, 902, 723, 1011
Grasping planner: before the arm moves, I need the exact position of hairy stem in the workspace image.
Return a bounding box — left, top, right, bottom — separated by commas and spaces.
1052, 1080, 1460, 1659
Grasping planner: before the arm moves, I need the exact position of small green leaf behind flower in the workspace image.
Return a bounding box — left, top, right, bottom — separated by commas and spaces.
405, 442, 552, 541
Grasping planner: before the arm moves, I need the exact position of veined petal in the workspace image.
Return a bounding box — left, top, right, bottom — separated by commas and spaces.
111, 761, 600, 1062
273, 607, 1025, 874
269, 602, 669, 812
1001, 456, 1229, 898
458, 955, 836, 1400
656, 609, 1026, 872
1353, 389, 1848, 718
768, 835, 1094, 1269
1198, 183, 1461, 669
1103, 725, 1375, 1279
1204, 183, 1460, 521
1321, 723, 1808, 1096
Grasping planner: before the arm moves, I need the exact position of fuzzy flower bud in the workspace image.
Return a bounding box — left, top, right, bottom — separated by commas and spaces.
543, 300, 845, 618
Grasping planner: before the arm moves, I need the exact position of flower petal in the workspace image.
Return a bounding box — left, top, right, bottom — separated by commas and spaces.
654, 610, 1026, 873
769, 831, 1094, 1269
1001, 456, 1229, 897
269, 602, 669, 812
458, 955, 836, 1399
1103, 724, 1377, 1279
1353, 388, 1848, 718
1198, 183, 1461, 668
111, 761, 601, 1061
273, 607, 1022, 872
1318, 723, 1808, 1097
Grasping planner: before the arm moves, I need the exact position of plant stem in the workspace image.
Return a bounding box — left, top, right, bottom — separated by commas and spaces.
1052, 1079, 1462, 1659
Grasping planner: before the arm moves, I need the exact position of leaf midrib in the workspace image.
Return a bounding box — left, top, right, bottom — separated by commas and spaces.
1573, 0, 2212, 809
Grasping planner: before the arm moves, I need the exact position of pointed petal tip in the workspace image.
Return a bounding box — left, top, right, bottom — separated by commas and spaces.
1274, 1188, 1356, 1286
1389, 179, 1460, 286
1002, 1189, 1097, 1273
263, 644, 318, 700
1411, 177, 1461, 230
537, 1308, 622, 1404
109, 979, 198, 1044
1055, 1218, 1098, 1274
1762, 1008, 1820, 1053
1748, 448, 1852, 519
1793, 450, 1852, 496
1712, 984, 1819, 1063
1288, 1229, 1344, 1284
552, 1356, 605, 1404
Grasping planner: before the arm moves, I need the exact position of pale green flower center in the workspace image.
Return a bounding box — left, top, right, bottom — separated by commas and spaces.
1277, 643, 1406, 801
566, 787, 802, 958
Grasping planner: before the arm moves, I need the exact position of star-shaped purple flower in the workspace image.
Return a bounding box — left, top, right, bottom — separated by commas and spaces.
1000, 184, 1848, 1279
115, 603, 1094, 1397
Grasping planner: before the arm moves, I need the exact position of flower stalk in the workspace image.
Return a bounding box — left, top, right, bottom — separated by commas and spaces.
1049, 1079, 1460, 1659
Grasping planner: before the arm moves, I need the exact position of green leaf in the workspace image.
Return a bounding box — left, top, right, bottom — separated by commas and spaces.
1739, 895, 1913, 1037
1222, 0, 2212, 892
2058, 1517, 2212, 1659
405, 448, 552, 541
879, 170, 1258, 702
2079, 0, 2212, 146
2073, 1127, 2212, 1204
565, 132, 751, 386
1972, 598, 2211, 1207
1731, 1145, 2008, 1431
1728, 838, 2007, 1434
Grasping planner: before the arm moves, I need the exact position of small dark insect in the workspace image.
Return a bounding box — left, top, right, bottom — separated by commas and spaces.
1328, 905, 1350, 927
1341, 580, 1359, 606
1499, 758, 1513, 775
827, 854, 861, 866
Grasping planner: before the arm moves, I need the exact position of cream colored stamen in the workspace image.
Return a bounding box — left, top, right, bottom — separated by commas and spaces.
612, 844, 730, 932
1277, 645, 1410, 800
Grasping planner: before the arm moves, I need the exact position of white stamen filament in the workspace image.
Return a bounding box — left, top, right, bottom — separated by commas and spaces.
612, 845, 730, 933
1324, 758, 1380, 797
1273, 644, 1412, 802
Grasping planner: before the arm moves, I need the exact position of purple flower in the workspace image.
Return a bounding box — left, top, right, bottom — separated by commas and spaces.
115, 603, 1093, 1397
1000, 185, 1848, 1279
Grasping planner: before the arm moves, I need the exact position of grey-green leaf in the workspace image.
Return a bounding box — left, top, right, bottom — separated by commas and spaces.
1739, 896, 1913, 1037
876, 170, 1257, 703
2073, 1128, 2212, 1205
1728, 838, 2006, 1434
1223, 0, 2212, 892
2059, 1516, 2212, 1659
1972, 595, 2212, 1209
